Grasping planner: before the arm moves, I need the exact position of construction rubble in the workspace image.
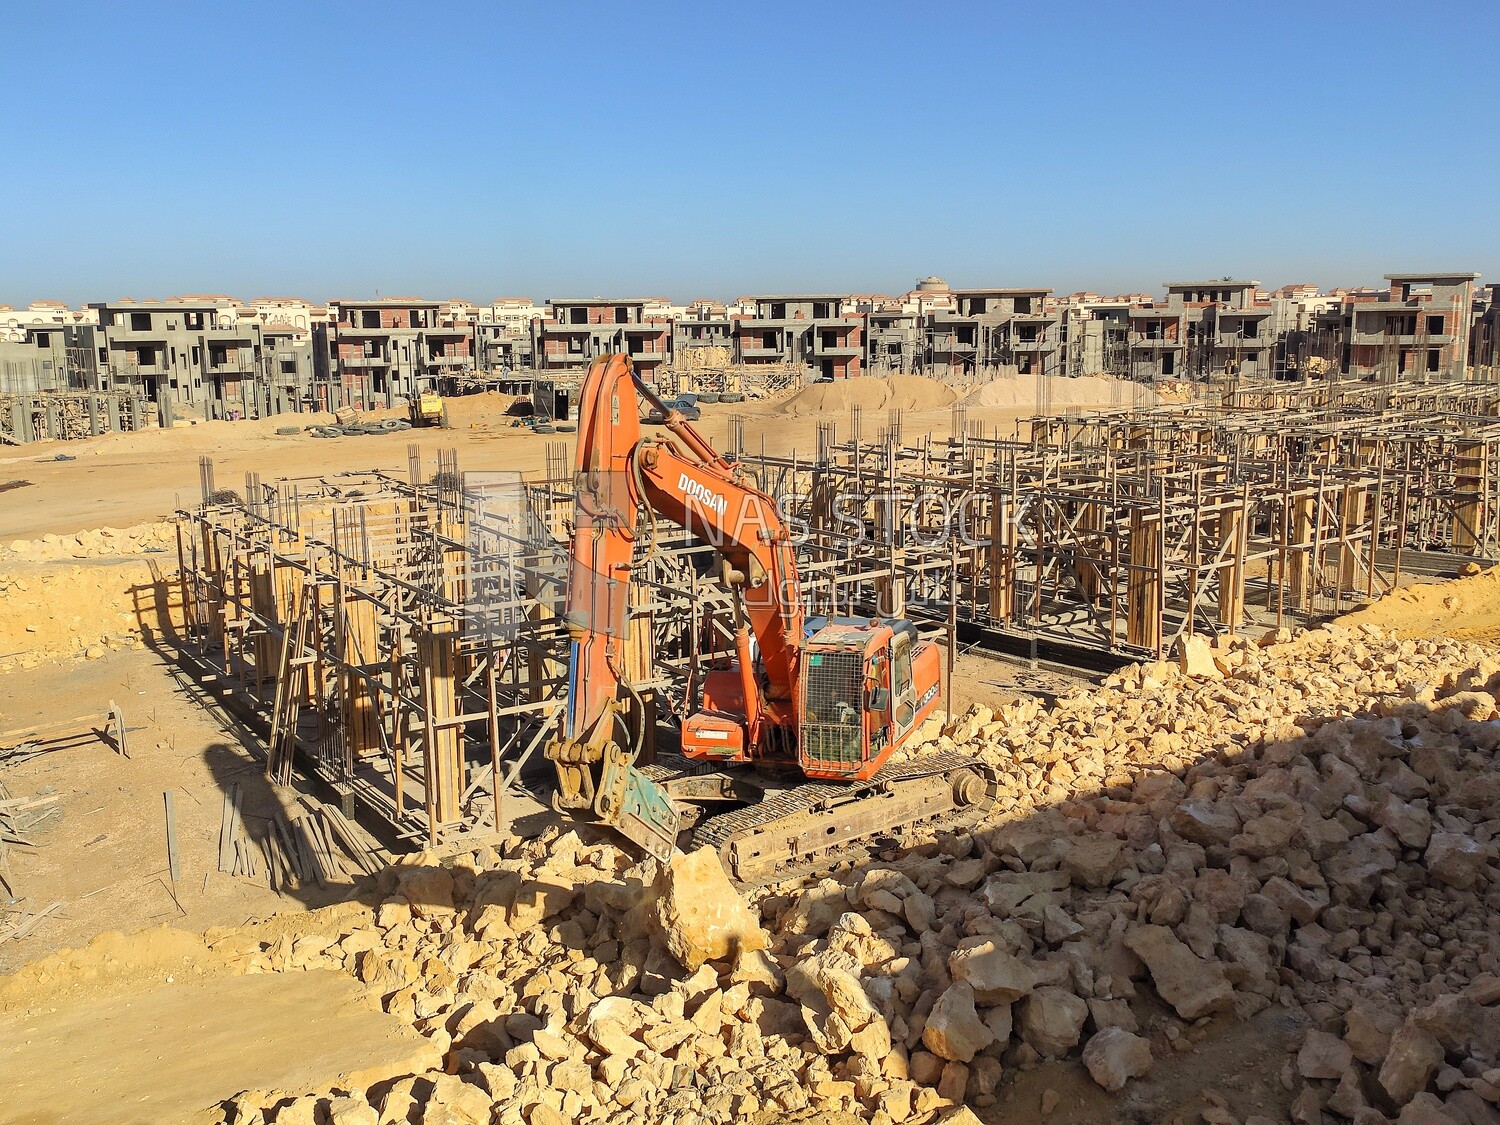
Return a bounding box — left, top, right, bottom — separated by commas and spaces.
8, 621, 1499, 1124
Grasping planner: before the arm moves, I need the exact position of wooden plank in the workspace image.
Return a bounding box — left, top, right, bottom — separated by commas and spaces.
10, 901, 62, 942
274, 816, 304, 882
290, 816, 328, 887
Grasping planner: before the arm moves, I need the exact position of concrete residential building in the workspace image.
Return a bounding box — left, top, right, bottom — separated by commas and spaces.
1059, 299, 1132, 377
534, 299, 671, 379
0, 300, 98, 342
865, 306, 924, 374
0, 322, 98, 393
733, 295, 862, 379
91, 299, 265, 417
1336, 272, 1480, 380
928, 288, 1059, 378
1160, 280, 1273, 379
1474, 283, 1500, 373
671, 300, 733, 367
1127, 303, 1187, 381
246, 297, 318, 333
317, 298, 474, 409
261, 323, 317, 411
475, 298, 541, 373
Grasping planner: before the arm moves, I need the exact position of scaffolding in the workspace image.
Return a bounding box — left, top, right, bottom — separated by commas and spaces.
167, 380, 1500, 849
173, 445, 743, 848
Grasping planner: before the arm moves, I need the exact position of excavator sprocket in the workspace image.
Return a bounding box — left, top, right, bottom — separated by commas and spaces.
689, 750, 998, 886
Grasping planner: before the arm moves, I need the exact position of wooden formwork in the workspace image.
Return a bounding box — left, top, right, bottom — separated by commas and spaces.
729, 383, 1500, 661
173, 445, 741, 848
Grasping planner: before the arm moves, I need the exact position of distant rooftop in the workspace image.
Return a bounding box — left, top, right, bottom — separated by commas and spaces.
1164, 280, 1260, 289
1384, 272, 1480, 281
547, 297, 650, 306
745, 294, 848, 301
330, 297, 440, 307
953, 287, 1053, 296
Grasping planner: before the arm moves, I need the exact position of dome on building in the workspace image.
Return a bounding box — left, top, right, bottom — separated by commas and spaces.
915, 276, 950, 292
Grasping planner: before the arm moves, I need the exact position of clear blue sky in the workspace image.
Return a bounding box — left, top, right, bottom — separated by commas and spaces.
3, 1, 1497, 305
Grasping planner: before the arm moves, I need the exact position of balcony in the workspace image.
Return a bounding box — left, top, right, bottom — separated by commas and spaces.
425, 354, 472, 366
811, 344, 861, 358
104, 320, 168, 342
206, 358, 258, 375
739, 346, 788, 359
339, 355, 390, 368
1006, 337, 1054, 352
1349, 331, 1455, 347
337, 323, 403, 337
1129, 337, 1184, 349
741, 316, 861, 329
107, 362, 170, 378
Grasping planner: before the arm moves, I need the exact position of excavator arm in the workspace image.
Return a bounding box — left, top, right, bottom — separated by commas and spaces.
545, 354, 804, 861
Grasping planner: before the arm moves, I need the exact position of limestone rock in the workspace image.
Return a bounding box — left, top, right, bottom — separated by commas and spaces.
922, 982, 995, 1063
397, 866, 455, 918
653, 846, 769, 970
1299, 1029, 1355, 1080
507, 876, 578, 930
1345, 1001, 1402, 1066
1426, 833, 1491, 891
1170, 800, 1240, 847
1379, 1021, 1445, 1108
326, 1096, 378, 1125
1124, 924, 1234, 1020
787, 951, 890, 1057
1017, 986, 1088, 1058
1060, 836, 1124, 889
948, 940, 1038, 1005
1177, 635, 1222, 679
583, 996, 652, 1058
1081, 1027, 1153, 1092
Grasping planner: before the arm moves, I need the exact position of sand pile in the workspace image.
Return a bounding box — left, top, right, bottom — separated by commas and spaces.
4, 621, 1480, 1124
1339, 566, 1500, 647
958, 375, 1156, 411
778, 376, 958, 418
443, 391, 527, 431
0, 557, 177, 669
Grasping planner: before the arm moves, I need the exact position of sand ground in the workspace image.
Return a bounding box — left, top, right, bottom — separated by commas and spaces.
0, 377, 1413, 1124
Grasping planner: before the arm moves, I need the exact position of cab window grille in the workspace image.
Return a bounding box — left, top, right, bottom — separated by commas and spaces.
801, 650, 864, 768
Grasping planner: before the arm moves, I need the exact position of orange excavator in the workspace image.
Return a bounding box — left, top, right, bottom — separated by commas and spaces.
545, 355, 995, 883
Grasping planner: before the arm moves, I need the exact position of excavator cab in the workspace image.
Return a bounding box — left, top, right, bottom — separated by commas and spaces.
797, 617, 942, 782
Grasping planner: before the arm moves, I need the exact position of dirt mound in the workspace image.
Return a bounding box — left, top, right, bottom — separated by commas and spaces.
0, 556, 177, 670
778, 375, 958, 417
958, 374, 1156, 411
1339, 565, 1500, 646
441, 391, 526, 430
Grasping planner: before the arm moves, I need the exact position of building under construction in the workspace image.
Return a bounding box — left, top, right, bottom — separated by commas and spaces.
164, 373, 1500, 851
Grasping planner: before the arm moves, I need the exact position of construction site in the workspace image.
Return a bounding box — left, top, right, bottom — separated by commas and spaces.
0, 350, 1498, 1125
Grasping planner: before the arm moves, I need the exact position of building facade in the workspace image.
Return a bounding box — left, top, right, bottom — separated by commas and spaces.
533, 299, 671, 380
733, 295, 863, 379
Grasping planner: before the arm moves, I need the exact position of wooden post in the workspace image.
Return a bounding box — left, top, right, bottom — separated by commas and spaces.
418, 614, 463, 838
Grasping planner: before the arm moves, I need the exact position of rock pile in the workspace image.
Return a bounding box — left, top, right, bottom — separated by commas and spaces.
1, 520, 177, 562
194, 622, 1499, 1123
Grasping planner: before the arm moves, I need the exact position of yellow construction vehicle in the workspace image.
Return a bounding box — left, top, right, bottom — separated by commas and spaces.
409, 390, 444, 427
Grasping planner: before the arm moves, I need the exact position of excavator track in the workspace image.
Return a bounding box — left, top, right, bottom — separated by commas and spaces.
688, 750, 998, 887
